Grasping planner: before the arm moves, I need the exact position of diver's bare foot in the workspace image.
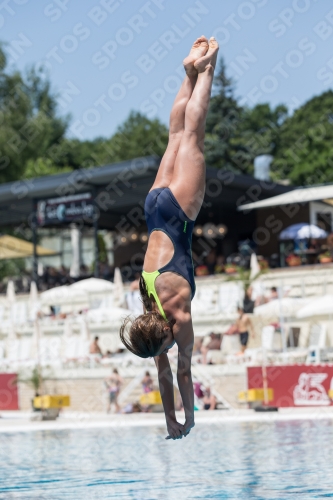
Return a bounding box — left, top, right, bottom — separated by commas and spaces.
194, 37, 219, 73
183, 36, 209, 77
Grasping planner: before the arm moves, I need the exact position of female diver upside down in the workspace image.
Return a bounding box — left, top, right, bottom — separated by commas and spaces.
120, 36, 219, 440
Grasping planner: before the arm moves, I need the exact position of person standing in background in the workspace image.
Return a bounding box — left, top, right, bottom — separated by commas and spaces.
203, 387, 216, 410
243, 286, 254, 314
236, 307, 255, 354
105, 368, 123, 413
141, 371, 153, 393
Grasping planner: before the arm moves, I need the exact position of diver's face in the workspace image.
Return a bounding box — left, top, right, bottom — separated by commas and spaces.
157, 326, 175, 355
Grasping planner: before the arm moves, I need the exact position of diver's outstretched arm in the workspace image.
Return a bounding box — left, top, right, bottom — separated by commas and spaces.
175, 316, 195, 435
154, 353, 184, 440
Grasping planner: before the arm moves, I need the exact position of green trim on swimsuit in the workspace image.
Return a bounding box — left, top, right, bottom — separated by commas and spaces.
141, 270, 167, 321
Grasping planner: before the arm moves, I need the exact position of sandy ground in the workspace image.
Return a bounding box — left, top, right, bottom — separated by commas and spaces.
0, 407, 333, 433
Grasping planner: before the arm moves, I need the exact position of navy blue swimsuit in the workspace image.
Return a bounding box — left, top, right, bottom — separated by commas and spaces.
144, 187, 196, 299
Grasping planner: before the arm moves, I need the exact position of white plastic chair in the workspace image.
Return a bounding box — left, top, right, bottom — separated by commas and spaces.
18, 337, 33, 366
224, 335, 243, 364
200, 286, 219, 314
261, 325, 280, 364
47, 337, 62, 367
306, 324, 327, 364
19, 337, 31, 361
77, 338, 90, 366
192, 286, 219, 316
218, 284, 243, 314
39, 337, 50, 366
63, 335, 80, 365
262, 325, 275, 350
38, 336, 62, 367
11, 302, 28, 326
271, 323, 326, 366
5, 339, 20, 368
0, 305, 5, 324
126, 290, 143, 315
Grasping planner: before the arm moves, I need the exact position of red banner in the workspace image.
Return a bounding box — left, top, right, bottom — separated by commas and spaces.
0, 374, 19, 410
248, 365, 333, 407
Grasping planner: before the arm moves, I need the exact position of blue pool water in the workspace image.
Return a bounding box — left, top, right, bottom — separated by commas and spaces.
0, 419, 333, 499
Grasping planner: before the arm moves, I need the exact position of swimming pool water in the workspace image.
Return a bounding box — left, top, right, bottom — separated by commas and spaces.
0, 419, 333, 499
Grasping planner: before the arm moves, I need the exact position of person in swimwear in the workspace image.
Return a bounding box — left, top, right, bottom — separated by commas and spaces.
120, 36, 219, 440
105, 368, 123, 413
203, 387, 217, 410
141, 371, 153, 393
236, 307, 255, 354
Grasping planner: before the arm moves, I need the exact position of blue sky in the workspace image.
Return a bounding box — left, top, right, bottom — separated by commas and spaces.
3, 0, 333, 140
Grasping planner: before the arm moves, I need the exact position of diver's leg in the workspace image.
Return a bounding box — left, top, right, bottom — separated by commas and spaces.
169, 37, 219, 219
150, 36, 208, 190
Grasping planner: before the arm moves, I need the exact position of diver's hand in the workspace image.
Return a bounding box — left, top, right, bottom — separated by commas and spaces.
183, 418, 195, 437
165, 417, 184, 440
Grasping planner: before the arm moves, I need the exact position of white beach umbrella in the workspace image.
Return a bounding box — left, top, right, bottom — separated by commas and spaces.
29, 281, 42, 363
69, 277, 115, 293
250, 253, 261, 281
87, 306, 130, 323
6, 280, 16, 339
64, 317, 74, 337
297, 295, 333, 318
78, 312, 90, 341
29, 281, 38, 303
69, 225, 81, 278
37, 262, 44, 277
29, 281, 40, 321
6, 280, 16, 304
40, 285, 67, 303
126, 290, 143, 316
32, 316, 42, 364
279, 223, 327, 240
40, 285, 88, 304
113, 267, 124, 307
254, 297, 312, 318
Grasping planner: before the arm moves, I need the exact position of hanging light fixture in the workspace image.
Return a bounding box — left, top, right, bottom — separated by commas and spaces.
194, 225, 203, 236
140, 233, 148, 243
216, 224, 228, 238
203, 223, 216, 239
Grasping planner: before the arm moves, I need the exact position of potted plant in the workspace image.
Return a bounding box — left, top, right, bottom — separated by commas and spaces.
258, 258, 269, 271
224, 263, 238, 274
195, 265, 209, 276
19, 367, 70, 420
286, 254, 301, 266
18, 366, 43, 411
319, 251, 332, 264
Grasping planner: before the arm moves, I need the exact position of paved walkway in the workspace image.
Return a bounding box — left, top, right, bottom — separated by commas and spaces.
1, 407, 333, 433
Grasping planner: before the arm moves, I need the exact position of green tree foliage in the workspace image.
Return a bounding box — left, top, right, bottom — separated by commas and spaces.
24, 157, 71, 178
0, 48, 68, 183
234, 103, 288, 176
87, 111, 169, 166
2, 39, 332, 189
205, 58, 288, 175
272, 91, 333, 185
46, 137, 103, 170
205, 59, 244, 171
98, 233, 108, 264
47, 112, 169, 170
0, 258, 25, 281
